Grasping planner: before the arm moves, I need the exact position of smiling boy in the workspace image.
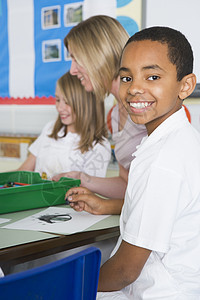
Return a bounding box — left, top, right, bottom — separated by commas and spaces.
66, 26, 200, 299
97, 27, 200, 299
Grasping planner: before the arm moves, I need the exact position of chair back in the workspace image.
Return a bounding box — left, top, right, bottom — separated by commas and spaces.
0, 247, 101, 300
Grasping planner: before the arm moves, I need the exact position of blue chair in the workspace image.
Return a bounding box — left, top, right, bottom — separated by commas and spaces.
0, 247, 101, 300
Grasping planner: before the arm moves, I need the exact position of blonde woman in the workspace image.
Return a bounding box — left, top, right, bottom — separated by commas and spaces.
18, 72, 111, 179
54, 15, 147, 203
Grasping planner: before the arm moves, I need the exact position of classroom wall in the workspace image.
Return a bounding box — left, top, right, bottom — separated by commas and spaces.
1, 0, 200, 151
0, 0, 142, 137
0, 95, 114, 135
143, 0, 200, 132
144, 0, 200, 83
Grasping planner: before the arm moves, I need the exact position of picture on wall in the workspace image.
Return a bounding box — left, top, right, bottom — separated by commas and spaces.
64, 2, 83, 27
42, 39, 61, 62
41, 6, 61, 30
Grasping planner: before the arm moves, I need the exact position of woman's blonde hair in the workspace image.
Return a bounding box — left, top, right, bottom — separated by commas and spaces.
64, 15, 129, 99
49, 72, 107, 153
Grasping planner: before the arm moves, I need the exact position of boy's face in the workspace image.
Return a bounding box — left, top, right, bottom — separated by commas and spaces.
119, 40, 183, 135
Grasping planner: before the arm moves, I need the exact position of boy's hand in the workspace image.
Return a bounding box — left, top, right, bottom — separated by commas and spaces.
65, 187, 105, 215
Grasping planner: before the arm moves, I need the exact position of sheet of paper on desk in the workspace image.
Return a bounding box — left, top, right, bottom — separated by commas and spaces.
0, 218, 10, 224
2, 207, 110, 235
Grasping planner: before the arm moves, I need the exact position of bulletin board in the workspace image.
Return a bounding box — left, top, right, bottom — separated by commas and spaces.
0, 0, 143, 105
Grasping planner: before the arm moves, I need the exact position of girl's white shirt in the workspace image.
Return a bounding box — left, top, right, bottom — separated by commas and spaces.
29, 121, 111, 179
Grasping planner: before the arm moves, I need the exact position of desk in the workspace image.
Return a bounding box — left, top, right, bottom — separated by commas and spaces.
0, 206, 120, 271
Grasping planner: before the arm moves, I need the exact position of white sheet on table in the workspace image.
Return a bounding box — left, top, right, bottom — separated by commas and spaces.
2, 207, 110, 235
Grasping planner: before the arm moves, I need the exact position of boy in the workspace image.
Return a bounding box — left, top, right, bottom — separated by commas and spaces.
66, 27, 200, 299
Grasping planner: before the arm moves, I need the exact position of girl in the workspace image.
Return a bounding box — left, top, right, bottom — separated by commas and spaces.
18, 72, 111, 179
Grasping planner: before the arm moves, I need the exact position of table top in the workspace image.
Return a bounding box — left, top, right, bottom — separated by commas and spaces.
0, 205, 120, 268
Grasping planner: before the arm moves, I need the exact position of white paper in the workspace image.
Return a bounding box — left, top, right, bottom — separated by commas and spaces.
0, 218, 10, 224
2, 207, 110, 235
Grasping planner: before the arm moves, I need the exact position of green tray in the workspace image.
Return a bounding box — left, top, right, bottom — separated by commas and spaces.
0, 171, 80, 214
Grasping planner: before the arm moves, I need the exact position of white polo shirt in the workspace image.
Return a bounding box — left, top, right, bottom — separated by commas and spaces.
29, 121, 111, 179
112, 107, 200, 299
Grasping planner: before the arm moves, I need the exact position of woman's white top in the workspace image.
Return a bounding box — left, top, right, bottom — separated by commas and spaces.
29, 121, 111, 179
111, 108, 200, 299
111, 104, 147, 170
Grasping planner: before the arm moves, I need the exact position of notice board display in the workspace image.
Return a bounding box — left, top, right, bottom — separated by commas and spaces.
0, 0, 143, 104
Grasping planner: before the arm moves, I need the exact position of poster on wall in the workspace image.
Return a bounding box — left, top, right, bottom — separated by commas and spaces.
0, 0, 142, 104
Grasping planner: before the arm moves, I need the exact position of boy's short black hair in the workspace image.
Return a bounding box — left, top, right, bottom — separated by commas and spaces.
125, 26, 193, 81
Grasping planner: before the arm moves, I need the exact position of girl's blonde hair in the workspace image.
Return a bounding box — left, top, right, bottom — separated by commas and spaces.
49, 72, 107, 153
64, 15, 129, 99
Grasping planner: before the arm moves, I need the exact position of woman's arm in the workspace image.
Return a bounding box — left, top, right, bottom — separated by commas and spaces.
17, 153, 36, 172
53, 163, 128, 199
80, 163, 128, 198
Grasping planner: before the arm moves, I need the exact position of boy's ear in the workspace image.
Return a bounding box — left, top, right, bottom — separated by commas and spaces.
179, 73, 196, 100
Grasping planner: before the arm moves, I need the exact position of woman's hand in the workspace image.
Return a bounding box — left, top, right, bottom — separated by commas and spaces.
52, 171, 81, 181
